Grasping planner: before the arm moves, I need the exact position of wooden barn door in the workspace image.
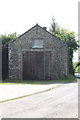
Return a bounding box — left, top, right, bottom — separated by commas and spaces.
23, 51, 45, 80
45, 52, 51, 80
22, 51, 52, 80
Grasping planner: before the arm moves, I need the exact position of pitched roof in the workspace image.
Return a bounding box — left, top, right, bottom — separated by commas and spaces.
9, 24, 67, 47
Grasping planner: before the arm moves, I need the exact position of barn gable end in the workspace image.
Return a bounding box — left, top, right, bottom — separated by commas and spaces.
8, 24, 68, 80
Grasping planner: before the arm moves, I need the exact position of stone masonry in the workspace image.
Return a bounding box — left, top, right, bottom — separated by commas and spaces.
8, 24, 68, 80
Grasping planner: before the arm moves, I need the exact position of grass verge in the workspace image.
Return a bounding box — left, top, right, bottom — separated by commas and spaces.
0, 84, 61, 103
1, 74, 76, 85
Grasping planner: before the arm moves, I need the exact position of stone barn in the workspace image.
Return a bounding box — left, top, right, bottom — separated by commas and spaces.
8, 24, 68, 80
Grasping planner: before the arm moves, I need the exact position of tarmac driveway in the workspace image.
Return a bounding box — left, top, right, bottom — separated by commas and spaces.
0, 84, 60, 102
0, 82, 78, 118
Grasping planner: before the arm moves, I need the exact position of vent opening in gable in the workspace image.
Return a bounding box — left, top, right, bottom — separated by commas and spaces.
32, 39, 43, 48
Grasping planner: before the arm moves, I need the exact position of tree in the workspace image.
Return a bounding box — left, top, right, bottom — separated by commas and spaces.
49, 16, 60, 34
50, 16, 79, 74
75, 62, 80, 68
0, 35, 9, 45
75, 62, 80, 73
0, 32, 19, 45
58, 29, 79, 74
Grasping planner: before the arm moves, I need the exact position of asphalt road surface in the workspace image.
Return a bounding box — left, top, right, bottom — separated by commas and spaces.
0, 83, 78, 118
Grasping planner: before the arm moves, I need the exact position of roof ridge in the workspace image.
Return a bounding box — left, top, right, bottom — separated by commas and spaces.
9, 24, 38, 43
9, 24, 67, 47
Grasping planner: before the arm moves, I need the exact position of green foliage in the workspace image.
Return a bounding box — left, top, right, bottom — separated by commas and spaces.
49, 16, 60, 34
76, 62, 80, 67
0, 35, 10, 45
0, 32, 19, 45
73, 62, 80, 73
50, 16, 79, 74
55, 30, 79, 74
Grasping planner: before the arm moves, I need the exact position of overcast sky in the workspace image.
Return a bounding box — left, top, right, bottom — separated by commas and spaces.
0, 0, 79, 34
0, 0, 79, 62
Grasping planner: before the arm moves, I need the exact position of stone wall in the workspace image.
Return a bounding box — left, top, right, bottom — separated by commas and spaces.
8, 24, 68, 80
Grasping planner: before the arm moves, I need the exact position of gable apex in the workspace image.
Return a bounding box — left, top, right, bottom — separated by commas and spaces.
10, 24, 59, 43
9, 24, 67, 47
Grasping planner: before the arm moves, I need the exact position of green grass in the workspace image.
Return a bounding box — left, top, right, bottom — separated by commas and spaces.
1, 74, 76, 85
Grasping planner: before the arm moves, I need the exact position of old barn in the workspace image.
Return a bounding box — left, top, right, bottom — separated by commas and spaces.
8, 24, 68, 80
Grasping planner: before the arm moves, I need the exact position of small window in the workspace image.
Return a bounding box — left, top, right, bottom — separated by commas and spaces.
32, 39, 43, 48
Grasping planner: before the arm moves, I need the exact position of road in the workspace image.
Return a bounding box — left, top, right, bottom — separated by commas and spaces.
0, 83, 78, 118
